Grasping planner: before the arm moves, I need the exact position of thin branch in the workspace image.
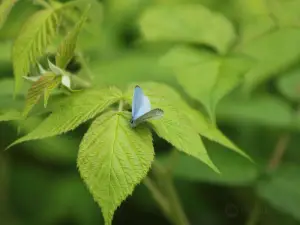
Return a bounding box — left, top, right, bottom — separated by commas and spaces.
267, 134, 290, 171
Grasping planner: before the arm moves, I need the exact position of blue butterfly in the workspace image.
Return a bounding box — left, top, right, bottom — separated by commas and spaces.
130, 86, 164, 128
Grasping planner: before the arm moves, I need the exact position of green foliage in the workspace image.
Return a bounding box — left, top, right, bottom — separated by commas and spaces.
277, 67, 300, 102
258, 164, 300, 221
0, 109, 21, 121
78, 111, 154, 225
9, 87, 122, 147
23, 72, 59, 118
159, 147, 258, 185
237, 28, 300, 92
0, 0, 17, 30
5, 1, 300, 225
161, 46, 253, 120
12, 8, 60, 93
125, 82, 219, 172
217, 95, 294, 128
55, 6, 89, 69
139, 4, 236, 54
131, 82, 250, 160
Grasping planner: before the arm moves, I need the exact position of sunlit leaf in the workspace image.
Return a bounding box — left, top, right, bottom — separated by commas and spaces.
162, 46, 252, 121
125, 83, 218, 172
12, 8, 60, 93
23, 73, 57, 118
139, 4, 236, 54
9, 87, 122, 147
44, 76, 61, 108
134, 82, 250, 160
56, 6, 90, 69
78, 111, 154, 225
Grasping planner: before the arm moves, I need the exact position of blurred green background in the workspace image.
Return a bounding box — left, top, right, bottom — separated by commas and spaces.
2, 0, 300, 225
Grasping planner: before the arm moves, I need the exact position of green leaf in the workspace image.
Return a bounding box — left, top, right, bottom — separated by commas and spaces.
277, 67, 300, 102
44, 76, 61, 108
23, 73, 58, 118
217, 95, 293, 128
9, 87, 122, 147
258, 164, 300, 221
0, 0, 17, 30
55, 6, 90, 69
236, 28, 300, 92
0, 109, 21, 122
125, 82, 218, 172
12, 8, 60, 93
159, 147, 258, 185
78, 111, 154, 225
137, 82, 250, 160
161, 46, 252, 121
139, 4, 236, 54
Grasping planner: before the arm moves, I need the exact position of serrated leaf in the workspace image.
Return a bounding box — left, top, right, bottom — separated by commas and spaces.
78, 111, 154, 225
0, 109, 21, 122
258, 164, 300, 222
44, 76, 61, 108
134, 82, 250, 160
139, 4, 236, 54
161, 46, 252, 121
23, 73, 57, 118
125, 82, 218, 172
12, 8, 60, 93
277, 67, 300, 102
9, 87, 122, 147
55, 6, 90, 69
217, 95, 293, 128
0, 0, 17, 30
236, 28, 300, 92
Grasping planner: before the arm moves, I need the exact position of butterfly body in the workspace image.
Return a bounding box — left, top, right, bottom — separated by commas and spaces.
130, 86, 164, 128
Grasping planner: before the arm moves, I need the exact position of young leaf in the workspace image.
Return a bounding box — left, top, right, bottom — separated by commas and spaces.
0, 0, 17, 30
139, 4, 236, 54
55, 6, 90, 69
125, 83, 218, 172
23, 73, 57, 118
134, 82, 250, 160
78, 111, 154, 225
9, 87, 122, 147
12, 8, 60, 93
161, 46, 252, 121
44, 76, 61, 108
236, 28, 300, 92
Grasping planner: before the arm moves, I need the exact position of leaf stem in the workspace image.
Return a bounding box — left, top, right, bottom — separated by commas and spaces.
145, 161, 190, 225
118, 100, 124, 112
245, 133, 290, 225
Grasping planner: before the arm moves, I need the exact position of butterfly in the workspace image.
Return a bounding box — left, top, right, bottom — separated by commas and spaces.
130, 86, 164, 128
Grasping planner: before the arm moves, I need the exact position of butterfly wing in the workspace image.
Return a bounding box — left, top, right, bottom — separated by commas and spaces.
133, 108, 164, 127
132, 86, 151, 120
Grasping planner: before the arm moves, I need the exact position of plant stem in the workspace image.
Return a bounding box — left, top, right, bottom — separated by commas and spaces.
245, 200, 261, 225
245, 133, 290, 225
145, 161, 190, 225
267, 134, 290, 171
